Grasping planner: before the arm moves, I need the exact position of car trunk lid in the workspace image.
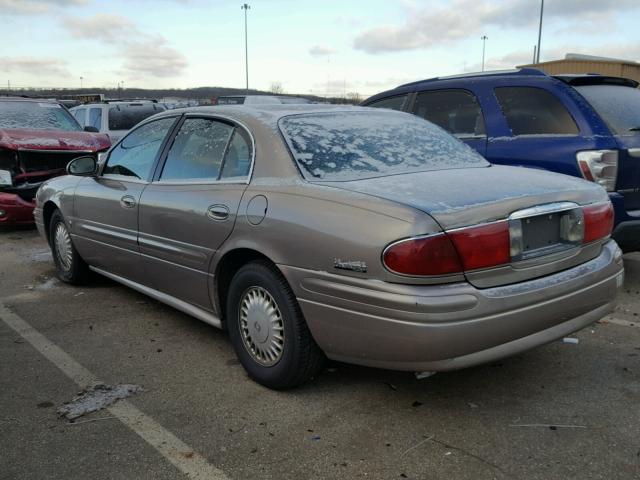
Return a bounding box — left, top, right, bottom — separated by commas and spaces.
320, 165, 610, 287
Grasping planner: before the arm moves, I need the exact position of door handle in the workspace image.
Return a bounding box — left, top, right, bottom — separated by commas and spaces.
207, 204, 229, 221
120, 195, 136, 209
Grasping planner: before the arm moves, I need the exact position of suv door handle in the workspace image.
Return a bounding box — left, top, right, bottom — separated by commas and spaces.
120, 195, 136, 209
207, 204, 229, 221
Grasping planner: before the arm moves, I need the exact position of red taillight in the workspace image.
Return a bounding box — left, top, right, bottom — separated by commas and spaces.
383, 233, 462, 276
448, 221, 511, 271
583, 202, 614, 243
383, 221, 510, 276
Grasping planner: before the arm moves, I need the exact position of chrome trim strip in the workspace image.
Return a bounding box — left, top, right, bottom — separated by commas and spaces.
508, 201, 579, 220
90, 266, 222, 329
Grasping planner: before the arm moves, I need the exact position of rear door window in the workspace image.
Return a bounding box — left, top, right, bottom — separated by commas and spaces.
367, 95, 407, 111
160, 118, 234, 181
575, 84, 640, 135
413, 90, 485, 138
495, 87, 579, 136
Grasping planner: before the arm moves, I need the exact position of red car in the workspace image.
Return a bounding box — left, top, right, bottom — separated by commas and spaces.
0, 97, 111, 225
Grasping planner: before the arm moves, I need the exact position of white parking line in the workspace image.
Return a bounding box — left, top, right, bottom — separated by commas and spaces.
0, 302, 230, 480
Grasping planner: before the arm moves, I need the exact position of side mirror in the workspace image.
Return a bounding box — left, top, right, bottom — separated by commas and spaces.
84, 126, 99, 133
67, 156, 97, 176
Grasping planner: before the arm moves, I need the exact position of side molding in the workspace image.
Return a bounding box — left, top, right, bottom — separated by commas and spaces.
90, 266, 222, 329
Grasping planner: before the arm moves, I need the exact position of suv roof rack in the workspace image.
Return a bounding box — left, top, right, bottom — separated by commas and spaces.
396, 67, 547, 88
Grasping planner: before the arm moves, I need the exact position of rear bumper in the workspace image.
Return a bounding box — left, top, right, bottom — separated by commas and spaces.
610, 192, 640, 252
0, 192, 36, 225
280, 240, 624, 372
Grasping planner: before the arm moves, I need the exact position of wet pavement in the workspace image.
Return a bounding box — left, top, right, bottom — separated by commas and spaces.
1, 227, 639, 479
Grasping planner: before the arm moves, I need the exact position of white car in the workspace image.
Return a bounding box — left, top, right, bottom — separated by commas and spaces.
70, 101, 165, 143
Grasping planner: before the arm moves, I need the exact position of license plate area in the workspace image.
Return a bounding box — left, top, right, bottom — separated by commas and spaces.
509, 202, 583, 262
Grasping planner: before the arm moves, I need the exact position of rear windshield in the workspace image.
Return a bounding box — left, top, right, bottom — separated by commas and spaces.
0, 101, 81, 131
279, 111, 488, 181
108, 104, 165, 130
576, 85, 640, 135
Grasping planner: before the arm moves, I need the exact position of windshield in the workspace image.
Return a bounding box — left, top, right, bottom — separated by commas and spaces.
0, 101, 82, 131
108, 105, 164, 130
279, 111, 488, 181
576, 84, 640, 135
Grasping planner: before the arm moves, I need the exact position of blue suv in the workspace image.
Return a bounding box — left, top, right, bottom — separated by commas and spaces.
363, 68, 640, 251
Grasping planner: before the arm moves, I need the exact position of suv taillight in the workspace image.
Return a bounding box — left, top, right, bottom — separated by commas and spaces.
577, 150, 618, 192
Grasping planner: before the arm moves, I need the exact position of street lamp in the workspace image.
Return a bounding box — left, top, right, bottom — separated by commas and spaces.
536, 0, 544, 63
481, 36, 488, 72
241, 3, 250, 94
80, 76, 84, 89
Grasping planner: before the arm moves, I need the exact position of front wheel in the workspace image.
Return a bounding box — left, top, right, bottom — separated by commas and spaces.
49, 210, 89, 284
226, 261, 325, 389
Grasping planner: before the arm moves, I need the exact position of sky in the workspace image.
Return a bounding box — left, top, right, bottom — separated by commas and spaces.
1, 0, 639, 97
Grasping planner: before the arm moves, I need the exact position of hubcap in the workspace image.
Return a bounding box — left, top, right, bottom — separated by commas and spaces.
239, 286, 285, 366
54, 222, 73, 271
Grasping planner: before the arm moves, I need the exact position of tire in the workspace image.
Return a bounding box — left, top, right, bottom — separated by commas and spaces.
226, 260, 325, 389
49, 209, 89, 284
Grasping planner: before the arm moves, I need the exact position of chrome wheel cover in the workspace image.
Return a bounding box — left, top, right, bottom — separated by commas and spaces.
54, 222, 73, 271
239, 286, 285, 366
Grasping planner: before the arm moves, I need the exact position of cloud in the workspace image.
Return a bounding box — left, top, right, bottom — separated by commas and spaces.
354, 0, 640, 54
309, 45, 337, 57
63, 13, 188, 78
0, 56, 70, 76
0, 0, 86, 14
466, 42, 640, 72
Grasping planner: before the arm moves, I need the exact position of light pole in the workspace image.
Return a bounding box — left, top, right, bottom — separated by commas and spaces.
481, 36, 488, 72
80, 76, 84, 89
241, 3, 250, 94
536, 0, 544, 63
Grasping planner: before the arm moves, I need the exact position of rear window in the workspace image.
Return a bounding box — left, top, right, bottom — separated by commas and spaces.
279, 111, 488, 181
0, 101, 81, 131
495, 87, 579, 136
108, 104, 165, 130
576, 85, 640, 135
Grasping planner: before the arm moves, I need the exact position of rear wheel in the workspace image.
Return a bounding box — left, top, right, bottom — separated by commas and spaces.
226, 261, 325, 389
49, 210, 89, 284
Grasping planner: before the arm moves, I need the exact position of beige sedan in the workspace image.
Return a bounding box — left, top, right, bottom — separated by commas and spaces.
35, 105, 623, 388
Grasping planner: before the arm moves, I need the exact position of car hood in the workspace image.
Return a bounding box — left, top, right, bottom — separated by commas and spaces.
319, 165, 609, 230
0, 128, 111, 151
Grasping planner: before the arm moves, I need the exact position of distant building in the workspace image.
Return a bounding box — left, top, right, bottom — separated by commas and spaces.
519, 54, 640, 83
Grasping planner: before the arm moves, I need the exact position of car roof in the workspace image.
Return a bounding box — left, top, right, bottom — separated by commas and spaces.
154, 104, 379, 131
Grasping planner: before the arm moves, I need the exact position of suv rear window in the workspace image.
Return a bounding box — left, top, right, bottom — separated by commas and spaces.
495, 87, 579, 136
108, 104, 164, 130
575, 85, 640, 135
279, 111, 488, 181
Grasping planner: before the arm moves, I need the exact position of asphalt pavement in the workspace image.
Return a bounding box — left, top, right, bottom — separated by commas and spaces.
1, 227, 638, 480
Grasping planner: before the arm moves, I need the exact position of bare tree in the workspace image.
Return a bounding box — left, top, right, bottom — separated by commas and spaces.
344, 92, 362, 104
270, 82, 284, 94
